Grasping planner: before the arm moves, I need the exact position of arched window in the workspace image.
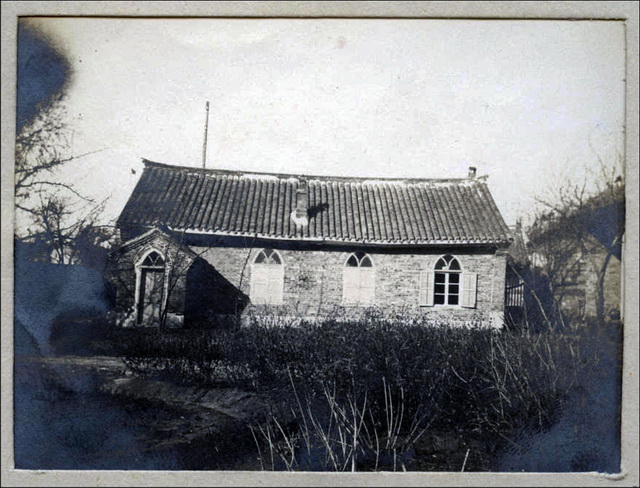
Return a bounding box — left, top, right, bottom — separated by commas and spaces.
343, 251, 375, 305
141, 251, 165, 267
418, 255, 477, 308
254, 248, 282, 265
434, 255, 461, 305
137, 250, 166, 324
250, 249, 284, 305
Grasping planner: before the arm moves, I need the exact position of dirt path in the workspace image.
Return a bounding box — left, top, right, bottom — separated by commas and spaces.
15, 354, 265, 470
23, 354, 128, 374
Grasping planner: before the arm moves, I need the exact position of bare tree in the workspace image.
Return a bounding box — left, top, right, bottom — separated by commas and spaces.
15, 98, 98, 214
527, 156, 625, 324
26, 194, 114, 266
14, 98, 111, 265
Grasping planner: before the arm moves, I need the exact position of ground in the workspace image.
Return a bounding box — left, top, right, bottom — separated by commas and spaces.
14, 353, 264, 470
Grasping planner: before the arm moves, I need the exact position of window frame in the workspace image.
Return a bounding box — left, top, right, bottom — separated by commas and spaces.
250, 248, 285, 305
433, 255, 462, 307
141, 250, 165, 268
434, 268, 461, 306
134, 248, 169, 324
343, 251, 376, 306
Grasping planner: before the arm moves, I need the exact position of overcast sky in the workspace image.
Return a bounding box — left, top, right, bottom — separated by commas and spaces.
21, 18, 625, 228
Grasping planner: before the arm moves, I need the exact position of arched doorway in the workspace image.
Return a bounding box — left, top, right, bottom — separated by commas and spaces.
137, 250, 165, 325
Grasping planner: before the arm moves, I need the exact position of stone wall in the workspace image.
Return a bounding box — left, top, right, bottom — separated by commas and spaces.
109, 230, 508, 327
107, 231, 192, 328
192, 245, 507, 326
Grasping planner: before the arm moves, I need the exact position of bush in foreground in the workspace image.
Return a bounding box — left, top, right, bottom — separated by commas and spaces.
101, 316, 620, 471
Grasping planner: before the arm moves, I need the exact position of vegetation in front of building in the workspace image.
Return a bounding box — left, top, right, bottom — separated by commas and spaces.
93, 311, 620, 472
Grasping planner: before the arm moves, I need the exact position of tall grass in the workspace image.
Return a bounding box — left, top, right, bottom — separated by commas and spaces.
101, 315, 619, 471
251, 373, 431, 471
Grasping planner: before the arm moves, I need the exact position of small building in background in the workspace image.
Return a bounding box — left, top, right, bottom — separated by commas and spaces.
525, 182, 624, 325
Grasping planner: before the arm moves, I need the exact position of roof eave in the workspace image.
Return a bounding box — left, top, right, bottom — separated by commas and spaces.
164, 225, 511, 247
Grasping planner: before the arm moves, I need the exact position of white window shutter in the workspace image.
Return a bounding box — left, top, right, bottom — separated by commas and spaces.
461, 272, 478, 308
359, 268, 375, 305
343, 267, 360, 304
250, 266, 269, 304
251, 265, 284, 305
420, 271, 434, 307
268, 265, 285, 305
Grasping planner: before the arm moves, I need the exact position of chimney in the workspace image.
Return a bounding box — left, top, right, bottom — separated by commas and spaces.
468, 166, 477, 178
291, 178, 309, 227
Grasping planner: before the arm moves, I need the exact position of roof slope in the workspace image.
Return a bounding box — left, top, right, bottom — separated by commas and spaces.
117, 160, 512, 246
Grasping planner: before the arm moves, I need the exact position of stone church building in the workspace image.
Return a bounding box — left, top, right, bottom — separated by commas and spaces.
108, 160, 513, 328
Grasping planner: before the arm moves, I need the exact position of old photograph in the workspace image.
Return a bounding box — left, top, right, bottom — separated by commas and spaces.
7, 11, 633, 482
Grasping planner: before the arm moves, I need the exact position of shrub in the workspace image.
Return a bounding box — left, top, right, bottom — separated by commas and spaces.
102, 315, 617, 471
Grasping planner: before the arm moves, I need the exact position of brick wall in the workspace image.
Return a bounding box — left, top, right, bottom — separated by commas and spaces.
107, 231, 191, 327
110, 230, 508, 327
192, 245, 507, 325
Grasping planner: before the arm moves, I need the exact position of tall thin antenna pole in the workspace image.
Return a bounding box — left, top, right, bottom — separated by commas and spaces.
202, 100, 210, 168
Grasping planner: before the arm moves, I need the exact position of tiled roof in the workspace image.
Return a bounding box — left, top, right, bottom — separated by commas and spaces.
117, 160, 512, 246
